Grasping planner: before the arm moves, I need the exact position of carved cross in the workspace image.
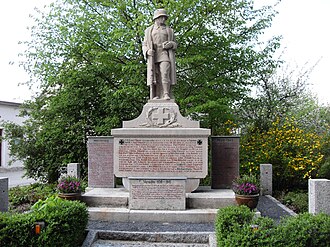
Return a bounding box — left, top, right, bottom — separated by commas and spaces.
152, 107, 170, 125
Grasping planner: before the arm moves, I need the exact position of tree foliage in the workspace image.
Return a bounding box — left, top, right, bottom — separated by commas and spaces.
237, 60, 330, 190
236, 62, 316, 132
4, 0, 280, 182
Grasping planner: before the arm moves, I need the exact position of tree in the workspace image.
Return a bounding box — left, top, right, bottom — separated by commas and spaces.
237, 62, 330, 190
5, 0, 281, 182
236, 62, 316, 132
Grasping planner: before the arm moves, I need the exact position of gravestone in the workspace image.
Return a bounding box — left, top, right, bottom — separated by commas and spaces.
211, 136, 239, 189
260, 164, 272, 195
67, 163, 81, 178
87, 137, 115, 188
309, 179, 330, 215
0, 177, 8, 212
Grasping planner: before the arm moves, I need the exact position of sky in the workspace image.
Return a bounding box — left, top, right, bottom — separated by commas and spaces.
0, 0, 329, 104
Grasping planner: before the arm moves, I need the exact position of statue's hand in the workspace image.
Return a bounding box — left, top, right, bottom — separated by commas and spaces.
163, 41, 174, 50
147, 49, 155, 56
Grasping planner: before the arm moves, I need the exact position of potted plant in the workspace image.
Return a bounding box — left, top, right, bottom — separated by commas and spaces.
232, 174, 260, 210
57, 176, 82, 200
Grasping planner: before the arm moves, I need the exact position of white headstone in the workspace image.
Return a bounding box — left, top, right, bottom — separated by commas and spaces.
0, 177, 9, 212
309, 179, 330, 215
67, 163, 81, 178
260, 164, 272, 195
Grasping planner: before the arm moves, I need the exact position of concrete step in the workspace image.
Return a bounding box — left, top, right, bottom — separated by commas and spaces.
88, 208, 218, 223
82, 188, 129, 207
82, 187, 236, 209
92, 240, 209, 247
83, 230, 216, 247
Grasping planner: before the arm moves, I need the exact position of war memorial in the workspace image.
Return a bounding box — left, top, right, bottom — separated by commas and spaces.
82, 9, 239, 223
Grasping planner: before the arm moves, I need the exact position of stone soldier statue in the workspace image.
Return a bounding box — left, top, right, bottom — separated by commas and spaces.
142, 9, 177, 100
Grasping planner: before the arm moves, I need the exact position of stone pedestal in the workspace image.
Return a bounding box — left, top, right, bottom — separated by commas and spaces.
111, 101, 210, 210
211, 136, 239, 189
0, 177, 8, 212
87, 137, 115, 188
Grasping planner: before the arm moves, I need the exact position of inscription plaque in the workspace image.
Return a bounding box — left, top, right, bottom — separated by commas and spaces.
114, 137, 208, 178
129, 177, 186, 210
211, 136, 239, 189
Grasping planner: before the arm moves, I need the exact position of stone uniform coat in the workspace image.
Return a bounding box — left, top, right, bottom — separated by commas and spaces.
142, 24, 177, 86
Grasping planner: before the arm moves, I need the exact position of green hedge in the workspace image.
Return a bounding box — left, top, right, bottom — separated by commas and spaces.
215, 206, 330, 247
0, 196, 88, 247
273, 213, 330, 246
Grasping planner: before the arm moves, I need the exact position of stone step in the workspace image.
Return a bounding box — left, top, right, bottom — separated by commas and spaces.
92, 240, 209, 247
84, 230, 216, 247
82, 187, 236, 224
82, 187, 236, 209
88, 207, 219, 223
83, 188, 129, 207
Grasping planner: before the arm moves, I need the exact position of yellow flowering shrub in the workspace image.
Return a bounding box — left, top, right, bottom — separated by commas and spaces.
240, 117, 324, 190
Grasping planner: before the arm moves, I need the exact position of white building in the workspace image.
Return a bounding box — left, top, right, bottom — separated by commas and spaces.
0, 101, 26, 168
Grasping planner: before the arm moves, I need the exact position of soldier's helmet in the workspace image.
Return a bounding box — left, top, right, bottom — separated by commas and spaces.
153, 9, 168, 20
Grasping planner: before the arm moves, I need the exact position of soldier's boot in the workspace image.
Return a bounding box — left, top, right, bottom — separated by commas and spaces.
163, 83, 170, 100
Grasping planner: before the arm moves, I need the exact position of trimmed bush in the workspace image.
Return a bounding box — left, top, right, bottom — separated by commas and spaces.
272, 213, 330, 247
215, 205, 274, 246
0, 212, 36, 246
0, 196, 88, 247
215, 206, 330, 247
215, 205, 253, 239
